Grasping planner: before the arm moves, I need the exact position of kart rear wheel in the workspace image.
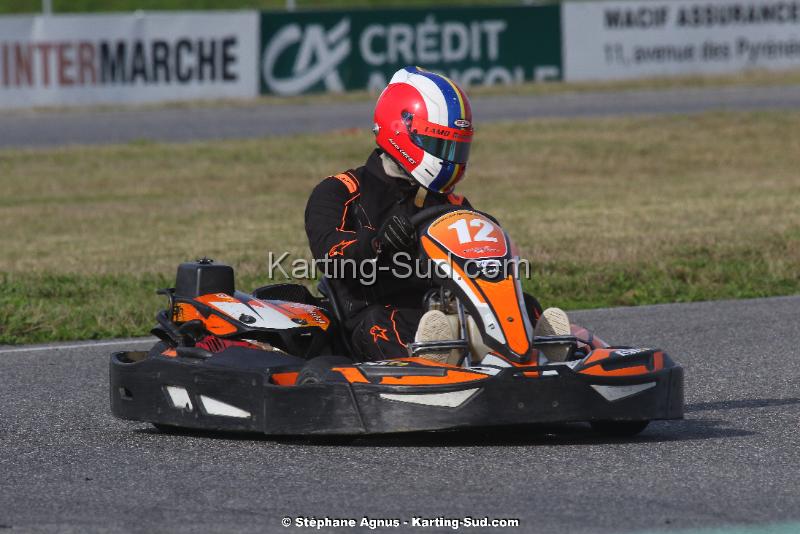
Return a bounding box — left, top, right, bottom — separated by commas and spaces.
590, 420, 649, 437
297, 356, 353, 385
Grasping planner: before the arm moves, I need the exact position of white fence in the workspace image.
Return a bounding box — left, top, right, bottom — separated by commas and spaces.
2, 3, 800, 108
0, 12, 259, 108
563, 0, 800, 80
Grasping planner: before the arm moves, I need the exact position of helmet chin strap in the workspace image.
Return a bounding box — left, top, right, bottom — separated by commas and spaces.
414, 187, 428, 208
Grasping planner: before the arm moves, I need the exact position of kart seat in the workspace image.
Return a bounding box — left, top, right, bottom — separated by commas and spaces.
317, 277, 358, 360
251, 282, 319, 305
317, 277, 344, 322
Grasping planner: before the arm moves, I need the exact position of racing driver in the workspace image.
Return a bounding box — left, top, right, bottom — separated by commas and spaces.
305, 66, 569, 363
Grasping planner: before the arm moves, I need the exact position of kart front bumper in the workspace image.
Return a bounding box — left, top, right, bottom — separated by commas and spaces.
110, 351, 684, 435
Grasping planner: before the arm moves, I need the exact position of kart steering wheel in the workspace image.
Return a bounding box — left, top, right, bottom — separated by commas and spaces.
409, 205, 461, 230
409, 205, 500, 231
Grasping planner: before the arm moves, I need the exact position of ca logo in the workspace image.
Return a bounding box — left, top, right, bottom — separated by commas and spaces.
262, 18, 351, 95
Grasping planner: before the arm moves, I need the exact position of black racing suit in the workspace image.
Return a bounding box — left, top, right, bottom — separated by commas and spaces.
304, 149, 470, 361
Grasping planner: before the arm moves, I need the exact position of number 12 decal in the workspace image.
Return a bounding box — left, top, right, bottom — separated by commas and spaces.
447, 218, 499, 245
426, 210, 508, 259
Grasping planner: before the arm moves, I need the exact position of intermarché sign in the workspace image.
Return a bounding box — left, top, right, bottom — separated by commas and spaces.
259, 6, 562, 95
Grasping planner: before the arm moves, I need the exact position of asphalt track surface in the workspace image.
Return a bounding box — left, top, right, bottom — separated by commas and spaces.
3, 84, 800, 148
1, 295, 798, 533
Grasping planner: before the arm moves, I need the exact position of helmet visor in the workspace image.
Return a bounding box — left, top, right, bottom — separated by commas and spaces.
412, 134, 471, 164
404, 113, 473, 165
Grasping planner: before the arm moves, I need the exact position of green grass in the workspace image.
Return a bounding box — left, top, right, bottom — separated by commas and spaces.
531, 242, 800, 310
1, 111, 799, 344
0, 271, 268, 343
1, 237, 795, 345
1, 0, 529, 14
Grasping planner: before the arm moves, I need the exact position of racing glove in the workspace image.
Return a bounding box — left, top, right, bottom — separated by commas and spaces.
373, 214, 415, 255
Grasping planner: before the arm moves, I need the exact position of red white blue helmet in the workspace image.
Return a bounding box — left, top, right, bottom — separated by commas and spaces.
373, 66, 473, 194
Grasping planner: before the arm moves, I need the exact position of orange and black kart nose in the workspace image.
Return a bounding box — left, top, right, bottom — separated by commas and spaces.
110, 347, 683, 436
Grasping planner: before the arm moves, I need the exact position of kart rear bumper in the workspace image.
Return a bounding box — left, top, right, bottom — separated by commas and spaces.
110, 351, 683, 435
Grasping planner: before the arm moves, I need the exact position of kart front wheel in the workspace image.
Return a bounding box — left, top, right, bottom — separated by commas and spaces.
590, 420, 649, 437
296, 356, 353, 385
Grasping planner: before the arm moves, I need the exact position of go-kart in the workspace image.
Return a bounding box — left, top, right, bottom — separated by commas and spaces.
110, 206, 684, 437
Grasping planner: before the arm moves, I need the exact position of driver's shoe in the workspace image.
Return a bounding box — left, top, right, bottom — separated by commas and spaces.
414, 310, 458, 365
533, 307, 572, 362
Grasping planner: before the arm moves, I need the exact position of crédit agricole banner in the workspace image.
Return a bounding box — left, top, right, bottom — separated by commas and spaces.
259, 6, 563, 95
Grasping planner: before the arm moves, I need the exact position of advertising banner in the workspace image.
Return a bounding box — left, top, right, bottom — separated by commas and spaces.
563, 0, 800, 80
0, 12, 259, 108
259, 6, 562, 96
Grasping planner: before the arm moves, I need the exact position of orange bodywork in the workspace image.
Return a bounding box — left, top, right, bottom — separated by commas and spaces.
421, 236, 485, 304
379, 370, 487, 386
271, 372, 299, 386
175, 296, 239, 336
421, 233, 532, 360
426, 210, 508, 260
189, 293, 331, 335
203, 314, 238, 335
330, 361, 488, 386
173, 302, 204, 323
473, 277, 529, 357
332, 367, 370, 384
578, 349, 665, 377
196, 293, 237, 305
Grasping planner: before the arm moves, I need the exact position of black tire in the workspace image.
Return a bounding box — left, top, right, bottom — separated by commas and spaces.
590, 420, 649, 437
296, 356, 354, 385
